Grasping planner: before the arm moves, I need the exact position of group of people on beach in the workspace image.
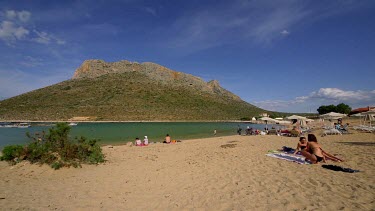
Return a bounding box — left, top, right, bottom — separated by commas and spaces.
135, 134, 177, 146
293, 134, 344, 164
135, 136, 149, 146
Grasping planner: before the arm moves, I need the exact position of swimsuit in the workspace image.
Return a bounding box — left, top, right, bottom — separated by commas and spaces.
300, 146, 306, 150
314, 154, 324, 162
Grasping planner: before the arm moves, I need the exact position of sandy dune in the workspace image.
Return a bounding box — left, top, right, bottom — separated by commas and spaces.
0, 132, 374, 210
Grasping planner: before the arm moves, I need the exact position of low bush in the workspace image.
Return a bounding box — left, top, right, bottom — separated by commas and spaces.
0, 145, 24, 163
0, 123, 105, 169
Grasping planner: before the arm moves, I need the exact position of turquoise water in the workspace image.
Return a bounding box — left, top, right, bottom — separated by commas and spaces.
0, 122, 277, 149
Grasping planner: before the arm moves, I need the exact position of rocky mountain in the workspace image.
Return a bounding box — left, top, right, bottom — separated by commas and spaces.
0, 60, 269, 121
73, 60, 241, 101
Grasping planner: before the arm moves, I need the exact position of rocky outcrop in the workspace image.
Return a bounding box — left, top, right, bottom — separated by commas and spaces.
73, 60, 241, 101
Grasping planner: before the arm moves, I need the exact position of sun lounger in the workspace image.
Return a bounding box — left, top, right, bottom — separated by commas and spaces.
323, 128, 342, 136
301, 127, 311, 134
353, 125, 375, 132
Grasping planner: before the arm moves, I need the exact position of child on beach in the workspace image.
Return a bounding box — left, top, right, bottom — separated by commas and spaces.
143, 136, 149, 145
293, 136, 308, 155
163, 134, 171, 144
135, 137, 142, 146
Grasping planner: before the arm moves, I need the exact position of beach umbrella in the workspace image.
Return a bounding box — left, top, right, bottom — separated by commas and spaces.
260, 117, 279, 129
352, 113, 365, 125
286, 115, 306, 126
278, 120, 292, 124
286, 115, 307, 120
286, 115, 308, 129
260, 117, 279, 122
352, 113, 365, 117
362, 110, 375, 127
320, 112, 347, 120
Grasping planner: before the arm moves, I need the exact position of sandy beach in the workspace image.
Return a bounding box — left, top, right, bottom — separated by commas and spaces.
0, 131, 374, 210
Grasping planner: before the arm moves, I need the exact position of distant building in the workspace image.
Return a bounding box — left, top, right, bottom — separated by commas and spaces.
260, 113, 268, 117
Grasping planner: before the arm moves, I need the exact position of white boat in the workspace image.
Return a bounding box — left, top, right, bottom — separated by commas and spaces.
69, 122, 78, 126
17, 123, 31, 128
0, 123, 31, 128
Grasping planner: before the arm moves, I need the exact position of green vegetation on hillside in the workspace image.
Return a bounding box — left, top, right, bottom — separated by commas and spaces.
0, 72, 270, 121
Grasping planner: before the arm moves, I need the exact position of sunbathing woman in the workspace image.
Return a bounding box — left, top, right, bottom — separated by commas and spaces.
293, 136, 308, 155
302, 134, 344, 163
301, 134, 326, 164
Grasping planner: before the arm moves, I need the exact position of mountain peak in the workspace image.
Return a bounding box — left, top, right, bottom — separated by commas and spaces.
73, 59, 241, 101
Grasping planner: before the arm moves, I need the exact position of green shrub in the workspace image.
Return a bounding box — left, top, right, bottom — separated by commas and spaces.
51, 161, 63, 170
1, 122, 105, 169
0, 145, 24, 162
87, 144, 105, 164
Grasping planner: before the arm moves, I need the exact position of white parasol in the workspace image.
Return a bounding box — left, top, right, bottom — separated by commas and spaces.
260, 117, 279, 129
286, 115, 307, 120
320, 112, 347, 120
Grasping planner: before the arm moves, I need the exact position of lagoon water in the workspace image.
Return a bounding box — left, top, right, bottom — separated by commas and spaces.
0, 122, 275, 149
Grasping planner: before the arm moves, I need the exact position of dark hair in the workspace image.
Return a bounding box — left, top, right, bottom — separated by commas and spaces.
166, 134, 169, 136
299, 137, 306, 142
307, 134, 317, 142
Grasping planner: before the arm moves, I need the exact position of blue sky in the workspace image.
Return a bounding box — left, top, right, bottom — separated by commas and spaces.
0, 0, 374, 113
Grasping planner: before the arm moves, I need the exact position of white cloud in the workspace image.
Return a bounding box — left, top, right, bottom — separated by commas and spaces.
5, 10, 31, 22
0, 21, 29, 43
32, 30, 66, 45
253, 88, 375, 112
280, 29, 290, 35
0, 10, 65, 45
17, 11, 31, 22
310, 88, 371, 101
5, 10, 17, 19
33, 30, 50, 44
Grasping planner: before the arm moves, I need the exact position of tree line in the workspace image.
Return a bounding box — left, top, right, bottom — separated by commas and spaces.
317, 103, 351, 115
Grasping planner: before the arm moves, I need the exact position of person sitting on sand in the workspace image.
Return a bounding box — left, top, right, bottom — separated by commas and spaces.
301, 134, 326, 164
290, 126, 301, 136
143, 136, 149, 145
293, 136, 308, 155
163, 134, 171, 144
135, 137, 142, 146
302, 134, 344, 163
